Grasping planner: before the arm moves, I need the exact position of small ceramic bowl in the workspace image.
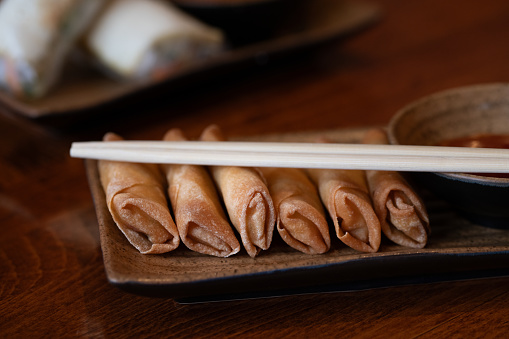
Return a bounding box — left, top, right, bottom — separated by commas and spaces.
173, 0, 299, 46
387, 83, 509, 229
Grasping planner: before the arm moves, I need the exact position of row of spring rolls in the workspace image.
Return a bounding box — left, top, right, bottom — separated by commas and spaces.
98, 125, 430, 258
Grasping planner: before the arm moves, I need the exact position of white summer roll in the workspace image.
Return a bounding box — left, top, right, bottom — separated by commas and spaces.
84, 0, 224, 80
0, 0, 103, 98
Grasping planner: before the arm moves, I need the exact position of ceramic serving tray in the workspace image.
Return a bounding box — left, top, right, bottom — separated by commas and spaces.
0, 0, 380, 119
85, 127, 509, 303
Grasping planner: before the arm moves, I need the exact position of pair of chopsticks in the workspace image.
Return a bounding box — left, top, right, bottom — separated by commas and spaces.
70, 140, 509, 173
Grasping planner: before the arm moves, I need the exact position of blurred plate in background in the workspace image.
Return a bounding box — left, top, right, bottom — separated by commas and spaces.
0, 0, 380, 120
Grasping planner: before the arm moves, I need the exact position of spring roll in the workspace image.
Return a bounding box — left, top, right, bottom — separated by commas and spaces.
363, 128, 430, 248
0, 0, 102, 98
161, 128, 241, 257
200, 125, 276, 257
307, 164, 381, 253
259, 167, 330, 254
98, 132, 179, 254
84, 0, 224, 81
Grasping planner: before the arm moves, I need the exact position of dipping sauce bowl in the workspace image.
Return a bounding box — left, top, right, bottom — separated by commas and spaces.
388, 83, 509, 229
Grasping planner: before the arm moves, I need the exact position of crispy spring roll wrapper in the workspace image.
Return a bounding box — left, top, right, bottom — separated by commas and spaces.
98, 132, 179, 254
259, 167, 331, 254
161, 128, 241, 257
306, 166, 381, 253
200, 125, 276, 257
362, 128, 430, 248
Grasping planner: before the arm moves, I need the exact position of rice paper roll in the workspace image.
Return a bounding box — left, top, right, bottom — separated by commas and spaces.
98, 132, 180, 254
161, 128, 240, 257
307, 165, 381, 253
84, 0, 225, 81
200, 125, 276, 258
259, 167, 331, 255
362, 128, 430, 248
0, 0, 102, 98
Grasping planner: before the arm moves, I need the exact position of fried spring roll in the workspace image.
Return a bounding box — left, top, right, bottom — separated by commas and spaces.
98, 132, 179, 254
307, 165, 381, 253
161, 128, 240, 257
259, 167, 330, 254
363, 128, 430, 248
200, 125, 276, 257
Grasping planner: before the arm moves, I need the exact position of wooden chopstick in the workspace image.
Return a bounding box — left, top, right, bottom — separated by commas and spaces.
70, 140, 509, 173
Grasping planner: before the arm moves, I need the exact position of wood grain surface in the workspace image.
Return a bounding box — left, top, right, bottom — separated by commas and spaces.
1, 0, 509, 337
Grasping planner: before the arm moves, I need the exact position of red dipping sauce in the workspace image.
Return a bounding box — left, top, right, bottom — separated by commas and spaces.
437, 134, 509, 178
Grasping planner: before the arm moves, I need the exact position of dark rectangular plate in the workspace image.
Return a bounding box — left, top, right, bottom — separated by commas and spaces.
85, 127, 509, 303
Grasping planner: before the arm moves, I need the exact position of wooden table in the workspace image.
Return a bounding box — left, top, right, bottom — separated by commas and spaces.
1, 0, 508, 336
